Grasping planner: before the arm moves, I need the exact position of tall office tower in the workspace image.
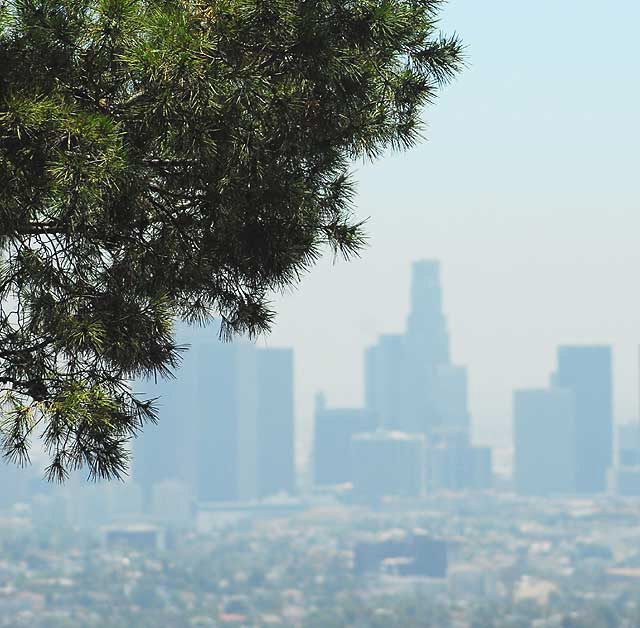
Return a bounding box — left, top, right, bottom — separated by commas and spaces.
612, 401, 640, 494
351, 430, 426, 499
405, 260, 451, 434
363, 260, 488, 484
197, 340, 258, 502
469, 446, 493, 489
133, 324, 202, 503
513, 388, 576, 496
611, 348, 640, 496
135, 324, 295, 504
256, 348, 295, 497
134, 324, 250, 503
618, 423, 640, 466
553, 346, 613, 493
406, 260, 450, 364
364, 335, 410, 430
365, 260, 459, 435
612, 423, 640, 496
434, 365, 470, 429
313, 393, 376, 486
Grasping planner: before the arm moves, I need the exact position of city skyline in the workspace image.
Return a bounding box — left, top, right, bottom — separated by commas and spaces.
12, 256, 635, 489
263, 0, 640, 457
267, 254, 640, 468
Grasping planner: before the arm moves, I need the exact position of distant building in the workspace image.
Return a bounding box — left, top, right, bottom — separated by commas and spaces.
364, 335, 410, 430
313, 394, 376, 486
470, 446, 493, 490
257, 348, 295, 498
426, 431, 492, 492
133, 323, 213, 503
611, 467, 640, 497
434, 365, 470, 429
405, 260, 451, 435
405, 260, 450, 366
195, 339, 258, 502
364, 260, 471, 437
553, 346, 613, 493
612, 423, 640, 496
135, 324, 295, 505
513, 388, 576, 496
351, 430, 426, 499
618, 423, 640, 467
354, 529, 447, 578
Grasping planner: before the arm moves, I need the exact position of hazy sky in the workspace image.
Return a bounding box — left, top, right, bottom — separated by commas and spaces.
256, 0, 640, 458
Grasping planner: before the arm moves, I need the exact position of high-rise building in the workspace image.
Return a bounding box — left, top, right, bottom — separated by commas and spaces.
406, 259, 450, 365
313, 394, 376, 486
513, 388, 576, 496
133, 323, 204, 503
553, 346, 613, 493
404, 260, 450, 435
469, 446, 493, 490
364, 335, 410, 430
426, 445, 493, 493
135, 324, 295, 504
195, 339, 258, 502
610, 348, 640, 496
351, 430, 426, 499
364, 260, 464, 436
257, 348, 295, 497
363, 260, 491, 491
618, 423, 640, 466
434, 365, 470, 429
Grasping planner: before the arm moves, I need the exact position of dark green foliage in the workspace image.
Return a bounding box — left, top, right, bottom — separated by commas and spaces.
0, 0, 463, 480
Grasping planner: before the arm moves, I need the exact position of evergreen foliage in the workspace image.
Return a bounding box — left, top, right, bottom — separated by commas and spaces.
0, 0, 463, 480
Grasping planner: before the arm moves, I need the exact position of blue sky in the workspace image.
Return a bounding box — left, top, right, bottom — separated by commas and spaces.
264, 0, 640, 460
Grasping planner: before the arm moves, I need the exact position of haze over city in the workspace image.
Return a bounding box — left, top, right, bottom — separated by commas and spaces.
2, 0, 640, 626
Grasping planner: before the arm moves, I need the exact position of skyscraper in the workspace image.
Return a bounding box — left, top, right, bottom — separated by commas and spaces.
611, 347, 640, 496
364, 335, 410, 430
553, 346, 613, 493
197, 339, 258, 502
617, 423, 640, 467
513, 388, 576, 496
313, 393, 376, 486
405, 260, 451, 435
362, 260, 491, 491
134, 324, 295, 504
434, 365, 470, 429
405, 259, 450, 366
365, 260, 453, 435
257, 348, 295, 497
133, 324, 203, 503
365, 260, 476, 435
